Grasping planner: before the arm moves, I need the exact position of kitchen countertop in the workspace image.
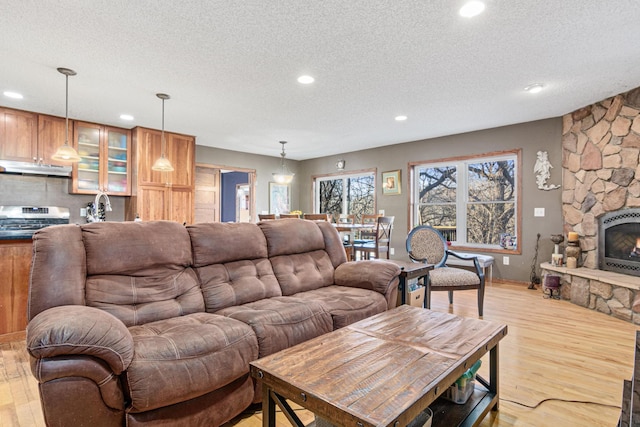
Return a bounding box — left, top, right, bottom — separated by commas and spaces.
0, 232, 35, 241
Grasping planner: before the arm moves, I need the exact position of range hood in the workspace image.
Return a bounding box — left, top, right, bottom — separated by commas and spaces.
0, 160, 72, 177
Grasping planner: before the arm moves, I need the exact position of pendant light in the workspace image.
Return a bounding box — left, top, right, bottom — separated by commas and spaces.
272, 141, 294, 184
51, 67, 82, 162
151, 93, 174, 172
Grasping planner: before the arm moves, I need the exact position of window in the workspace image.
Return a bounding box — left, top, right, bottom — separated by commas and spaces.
412, 151, 519, 250
314, 171, 375, 220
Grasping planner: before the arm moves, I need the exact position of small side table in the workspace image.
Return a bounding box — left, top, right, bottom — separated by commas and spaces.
388, 260, 434, 305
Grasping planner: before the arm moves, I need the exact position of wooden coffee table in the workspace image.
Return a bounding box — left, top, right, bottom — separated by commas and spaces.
250, 305, 508, 427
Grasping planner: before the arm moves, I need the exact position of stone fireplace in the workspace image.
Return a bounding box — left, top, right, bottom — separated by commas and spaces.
545, 86, 640, 323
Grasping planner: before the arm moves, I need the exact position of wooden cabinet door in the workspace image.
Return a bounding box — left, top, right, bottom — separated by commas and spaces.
0, 108, 37, 162
170, 186, 194, 224
0, 242, 31, 335
71, 122, 131, 195
135, 128, 165, 185
72, 122, 102, 193
138, 185, 169, 221
38, 114, 72, 166
167, 133, 195, 187
104, 126, 131, 195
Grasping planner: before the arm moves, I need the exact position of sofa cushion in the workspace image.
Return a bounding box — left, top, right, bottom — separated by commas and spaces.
188, 222, 268, 265
259, 219, 326, 256
270, 251, 336, 295
85, 268, 204, 327
293, 286, 389, 329
216, 297, 332, 357
82, 221, 192, 276
82, 221, 205, 326
126, 312, 258, 413
195, 259, 282, 312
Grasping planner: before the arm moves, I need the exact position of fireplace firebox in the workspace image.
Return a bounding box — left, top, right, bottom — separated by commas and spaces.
599, 208, 640, 277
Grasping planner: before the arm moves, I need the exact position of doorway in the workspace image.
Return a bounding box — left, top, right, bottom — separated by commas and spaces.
195, 164, 256, 223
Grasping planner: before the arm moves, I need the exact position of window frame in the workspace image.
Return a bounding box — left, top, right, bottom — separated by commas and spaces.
409, 149, 522, 254
312, 168, 377, 218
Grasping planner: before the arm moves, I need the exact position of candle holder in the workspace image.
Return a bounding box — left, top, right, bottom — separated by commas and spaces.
565, 237, 581, 268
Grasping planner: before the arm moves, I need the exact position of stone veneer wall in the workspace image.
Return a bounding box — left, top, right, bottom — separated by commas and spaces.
557, 87, 640, 322
562, 87, 640, 267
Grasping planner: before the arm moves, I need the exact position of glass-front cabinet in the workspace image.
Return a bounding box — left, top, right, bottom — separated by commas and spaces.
72, 122, 131, 195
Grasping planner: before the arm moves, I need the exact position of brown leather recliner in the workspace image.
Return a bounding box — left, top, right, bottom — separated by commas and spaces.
27, 219, 400, 426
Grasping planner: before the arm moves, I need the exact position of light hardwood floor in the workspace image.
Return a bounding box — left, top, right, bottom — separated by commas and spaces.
1, 281, 637, 427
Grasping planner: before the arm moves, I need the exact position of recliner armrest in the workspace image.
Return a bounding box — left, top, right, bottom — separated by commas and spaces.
334, 260, 401, 295
27, 305, 134, 374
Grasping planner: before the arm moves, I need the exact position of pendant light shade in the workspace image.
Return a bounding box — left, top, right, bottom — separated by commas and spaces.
272, 141, 294, 184
151, 93, 174, 172
52, 67, 82, 162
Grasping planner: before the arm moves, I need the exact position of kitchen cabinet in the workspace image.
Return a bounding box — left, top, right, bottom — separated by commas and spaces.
126, 127, 195, 223
71, 121, 131, 195
0, 108, 72, 167
0, 240, 31, 338
135, 185, 194, 224
37, 114, 74, 166
0, 107, 37, 162
135, 127, 194, 186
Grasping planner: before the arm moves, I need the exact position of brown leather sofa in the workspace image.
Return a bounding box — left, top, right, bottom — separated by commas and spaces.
26, 219, 400, 427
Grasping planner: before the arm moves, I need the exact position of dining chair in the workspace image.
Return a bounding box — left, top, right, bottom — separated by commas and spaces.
258, 214, 276, 221
278, 213, 300, 219
353, 216, 394, 260
336, 214, 356, 260
303, 213, 330, 221
353, 213, 382, 244
406, 225, 485, 316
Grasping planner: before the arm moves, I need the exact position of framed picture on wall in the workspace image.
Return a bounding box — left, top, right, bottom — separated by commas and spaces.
269, 182, 290, 214
382, 170, 401, 195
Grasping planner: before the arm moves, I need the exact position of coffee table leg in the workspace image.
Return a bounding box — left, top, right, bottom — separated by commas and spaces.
490, 343, 500, 410
263, 386, 276, 427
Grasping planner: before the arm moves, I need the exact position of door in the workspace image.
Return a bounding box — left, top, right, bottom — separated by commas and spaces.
195, 166, 220, 223
195, 165, 256, 223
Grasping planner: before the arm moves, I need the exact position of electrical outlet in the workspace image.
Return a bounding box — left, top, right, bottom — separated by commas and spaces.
390, 247, 395, 255
534, 207, 545, 217
80, 207, 87, 217
503, 256, 510, 265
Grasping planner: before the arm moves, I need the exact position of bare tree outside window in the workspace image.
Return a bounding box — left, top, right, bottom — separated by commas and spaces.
414, 155, 517, 247
467, 160, 515, 245
319, 179, 343, 215
348, 176, 375, 219
316, 173, 375, 221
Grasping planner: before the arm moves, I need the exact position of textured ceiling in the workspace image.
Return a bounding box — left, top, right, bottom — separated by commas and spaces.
1, 1, 639, 160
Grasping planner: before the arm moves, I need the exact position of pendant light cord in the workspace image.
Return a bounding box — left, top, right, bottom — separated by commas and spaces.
64, 73, 69, 145
161, 97, 165, 158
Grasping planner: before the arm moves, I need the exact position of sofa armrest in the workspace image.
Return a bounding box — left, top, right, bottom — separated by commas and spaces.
27, 305, 134, 375
334, 260, 401, 296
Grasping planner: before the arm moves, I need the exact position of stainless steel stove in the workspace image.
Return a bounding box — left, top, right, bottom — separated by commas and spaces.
0, 206, 70, 238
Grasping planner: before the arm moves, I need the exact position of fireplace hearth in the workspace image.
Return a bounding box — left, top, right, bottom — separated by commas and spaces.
599, 208, 640, 277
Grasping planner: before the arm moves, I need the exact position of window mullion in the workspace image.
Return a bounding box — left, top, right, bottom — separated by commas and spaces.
457, 161, 466, 245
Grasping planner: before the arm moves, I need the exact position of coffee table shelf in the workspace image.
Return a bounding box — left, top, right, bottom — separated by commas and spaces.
430, 381, 497, 427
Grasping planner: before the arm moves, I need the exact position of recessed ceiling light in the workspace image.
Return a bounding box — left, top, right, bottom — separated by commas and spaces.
459, 1, 485, 18
297, 75, 315, 84
3, 91, 23, 99
524, 84, 544, 94
120, 114, 134, 121
395, 115, 408, 121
